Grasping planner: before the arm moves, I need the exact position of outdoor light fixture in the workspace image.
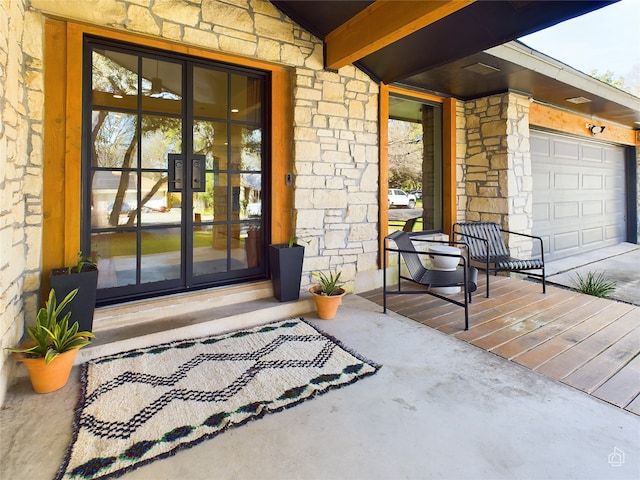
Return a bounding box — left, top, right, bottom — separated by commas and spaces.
586, 123, 606, 136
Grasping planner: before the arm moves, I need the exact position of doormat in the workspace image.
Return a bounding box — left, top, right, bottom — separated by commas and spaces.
56, 318, 380, 479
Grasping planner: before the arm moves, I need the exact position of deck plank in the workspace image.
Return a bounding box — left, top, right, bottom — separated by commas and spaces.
591, 353, 640, 408
490, 294, 600, 359
561, 325, 640, 393
532, 308, 638, 380
512, 301, 634, 370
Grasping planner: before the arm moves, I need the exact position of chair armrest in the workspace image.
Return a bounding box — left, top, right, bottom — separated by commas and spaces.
499, 229, 545, 260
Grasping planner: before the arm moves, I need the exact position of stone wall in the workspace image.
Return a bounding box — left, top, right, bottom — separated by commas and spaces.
460, 92, 534, 257
0, 0, 43, 406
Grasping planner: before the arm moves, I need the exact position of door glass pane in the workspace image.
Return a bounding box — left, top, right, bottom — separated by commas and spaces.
231, 125, 261, 172
141, 115, 182, 169
242, 222, 262, 268
139, 171, 177, 226
237, 173, 262, 220
194, 120, 228, 170
91, 171, 138, 228
193, 67, 228, 118
141, 228, 182, 282
92, 111, 138, 169
211, 173, 228, 222
193, 225, 229, 276
92, 49, 139, 109
141, 58, 182, 114
231, 74, 262, 122
91, 231, 137, 289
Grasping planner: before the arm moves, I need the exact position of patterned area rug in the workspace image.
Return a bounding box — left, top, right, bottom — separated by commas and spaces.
56, 318, 380, 479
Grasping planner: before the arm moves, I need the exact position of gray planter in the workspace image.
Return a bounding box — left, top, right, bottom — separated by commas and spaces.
49, 267, 98, 332
269, 243, 304, 302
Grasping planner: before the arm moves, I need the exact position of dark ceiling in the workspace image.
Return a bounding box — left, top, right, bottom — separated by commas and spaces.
271, 1, 639, 129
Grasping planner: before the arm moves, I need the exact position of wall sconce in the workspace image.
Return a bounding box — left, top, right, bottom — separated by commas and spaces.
586, 123, 606, 136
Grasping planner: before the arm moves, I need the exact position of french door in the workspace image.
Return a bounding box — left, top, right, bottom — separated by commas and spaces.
83, 37, 269, 304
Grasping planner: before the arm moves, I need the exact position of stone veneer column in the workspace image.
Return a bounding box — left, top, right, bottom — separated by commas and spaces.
460, 92, 534, 258
0, 0, 43, 405
293, 66, 379, 290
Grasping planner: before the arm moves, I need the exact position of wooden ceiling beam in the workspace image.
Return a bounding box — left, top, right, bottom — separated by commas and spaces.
325, 0, 474, 71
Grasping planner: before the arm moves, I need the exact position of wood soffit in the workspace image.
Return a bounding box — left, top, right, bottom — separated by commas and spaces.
271, 0, 639, 130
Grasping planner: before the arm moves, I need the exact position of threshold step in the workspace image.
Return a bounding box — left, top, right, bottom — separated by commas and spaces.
78, 292, 315, 363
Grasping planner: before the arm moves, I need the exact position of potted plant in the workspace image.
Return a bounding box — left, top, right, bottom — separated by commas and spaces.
8, 288, 95, 393
269, 235, 305, 302
49, 251, 98, 332
309, 270, 347, 320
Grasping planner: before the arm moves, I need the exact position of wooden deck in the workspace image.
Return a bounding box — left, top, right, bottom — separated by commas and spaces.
360, 274, 640, 416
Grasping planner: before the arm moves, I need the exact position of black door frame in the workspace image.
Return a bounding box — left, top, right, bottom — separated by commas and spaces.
82, 36, 270, 305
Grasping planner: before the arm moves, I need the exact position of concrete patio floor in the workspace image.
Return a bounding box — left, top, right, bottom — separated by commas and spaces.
545, 243, 640, 306
2, 295, 639, 480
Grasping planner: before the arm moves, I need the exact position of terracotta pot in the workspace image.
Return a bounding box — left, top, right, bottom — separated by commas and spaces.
309, 286, 346, 320
14, 348, 79, 394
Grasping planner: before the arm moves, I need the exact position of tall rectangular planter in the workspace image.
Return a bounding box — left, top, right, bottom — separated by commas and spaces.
49, 268, 99, 333
269, 243, 304, 302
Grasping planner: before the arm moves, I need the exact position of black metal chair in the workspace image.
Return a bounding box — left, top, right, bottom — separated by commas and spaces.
383, 231, 478, 330
452, 221, 546, 298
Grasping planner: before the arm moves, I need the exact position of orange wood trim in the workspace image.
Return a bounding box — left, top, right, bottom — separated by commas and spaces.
385, 85, 456, 237
379, 83, 390, 267
45, 22, 292, 274
270, 69, 292, 244
326, 0, 474, 70
42, 19, 68, 294
442, 97, 457, 237
529, 102, 637, 146
387, 84, 445, 104
64, 23, 84, 265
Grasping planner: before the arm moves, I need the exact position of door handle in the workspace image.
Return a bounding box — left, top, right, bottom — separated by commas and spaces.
191, 155, 205, 192
168, 154, 183, 192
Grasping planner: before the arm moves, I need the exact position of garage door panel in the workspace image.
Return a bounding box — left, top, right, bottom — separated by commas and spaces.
532, 130, 626, 261
605, 224, 624, 241
605, 198, 624, 215
582, 227, 604, 246
582, 201, 603, 217
554, 202, 579, 219
533, 202, 550, 222
531, 135, 551, 156
554, 172, 580, 189
553, 140, 579, 160
533, 171, 551, 190
581, 145, 603, 163
554, 231, 580, 252
582, 174, 603, 189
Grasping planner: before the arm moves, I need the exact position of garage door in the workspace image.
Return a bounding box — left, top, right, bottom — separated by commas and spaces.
531, 130, 626, 261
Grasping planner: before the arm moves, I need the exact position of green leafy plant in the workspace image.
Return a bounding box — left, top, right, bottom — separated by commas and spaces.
572, 271, 616, 298
8, 289, 95, 364
312, 270, 345, 296
68, 251, 98, 274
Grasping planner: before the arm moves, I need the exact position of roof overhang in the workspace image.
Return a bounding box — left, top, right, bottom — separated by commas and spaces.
272, 0, 639, 129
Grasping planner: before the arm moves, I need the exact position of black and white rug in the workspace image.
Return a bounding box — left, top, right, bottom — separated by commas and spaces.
56, 318, 380, 479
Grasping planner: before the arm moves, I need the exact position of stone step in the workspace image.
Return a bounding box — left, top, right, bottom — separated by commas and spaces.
18, 282, 315, 373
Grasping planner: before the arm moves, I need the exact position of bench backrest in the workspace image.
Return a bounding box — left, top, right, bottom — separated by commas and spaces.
454, 222, 509, 258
